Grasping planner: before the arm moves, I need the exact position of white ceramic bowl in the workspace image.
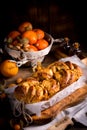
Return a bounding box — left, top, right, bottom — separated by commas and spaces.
4, 33, 63, 67
4, 33, 54, 66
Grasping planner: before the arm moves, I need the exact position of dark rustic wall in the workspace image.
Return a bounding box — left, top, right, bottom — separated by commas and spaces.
0, 0, 87, 50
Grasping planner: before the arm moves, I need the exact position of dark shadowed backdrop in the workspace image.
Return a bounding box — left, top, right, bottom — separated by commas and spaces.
0, 0, 87, 50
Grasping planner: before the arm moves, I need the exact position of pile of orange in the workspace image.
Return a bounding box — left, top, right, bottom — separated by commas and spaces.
5, 21, 49, 52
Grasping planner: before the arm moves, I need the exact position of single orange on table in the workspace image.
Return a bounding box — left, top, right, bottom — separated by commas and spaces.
35, 39, 49, 50
0, 60, 19, 78
18, 21, 33, 33
22, 30, 37, 45
33, 29, 45, 40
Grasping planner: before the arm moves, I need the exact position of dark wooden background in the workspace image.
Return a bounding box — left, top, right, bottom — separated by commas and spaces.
0, 0, 87, 50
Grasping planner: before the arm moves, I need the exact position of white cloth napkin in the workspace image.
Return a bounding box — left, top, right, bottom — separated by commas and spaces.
24, 98, 87, 130
74, 103, 87, 126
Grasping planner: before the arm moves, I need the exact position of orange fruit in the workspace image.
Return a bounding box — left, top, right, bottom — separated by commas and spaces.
0, 60, 19, 78
18, 21, 33, 33
35, 39, 49, 50
7, 31, 20, 40
6, 31, 20, 44
33, 29, 45, 40
14, 124, 21, 130
23, 44, 38, 51
28, 45, 38, 51
22, 30, 37, 44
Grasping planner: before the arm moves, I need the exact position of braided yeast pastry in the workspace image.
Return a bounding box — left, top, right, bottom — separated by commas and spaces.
14, 61, 83, 104
47, 61, 83, 89
12, 60, 84, 125
14, 77, 60, 103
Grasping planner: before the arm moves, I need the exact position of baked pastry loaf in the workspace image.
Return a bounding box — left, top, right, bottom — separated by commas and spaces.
14, 77, 60, 103
47, 61, 83, 88
13, 60, 84, 126
14, 60, 83, 104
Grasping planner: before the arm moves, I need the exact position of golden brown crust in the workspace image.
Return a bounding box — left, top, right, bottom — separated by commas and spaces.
47, 61, 69, 70
65, 61, 74, 69
41, 79, 60, 98
14, 78, 60, 103
14, 81, 29, 102
65, 61, 83, 85
72, 63, 83, 77
47, 60, 83, 89
14, 77, 39, 102
14, 60, 83, 103
47, 61, 72, 88
32, 68, 53, 81
65, 61, 83, 77
26, 85, 44, 103
13, 60, 85, 125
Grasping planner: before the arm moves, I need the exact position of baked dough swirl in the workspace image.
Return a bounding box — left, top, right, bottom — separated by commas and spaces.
14, 61, 83, 104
